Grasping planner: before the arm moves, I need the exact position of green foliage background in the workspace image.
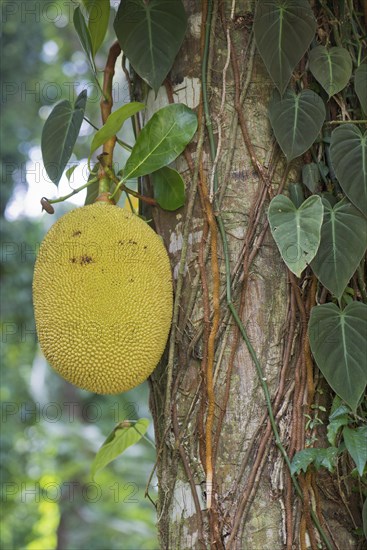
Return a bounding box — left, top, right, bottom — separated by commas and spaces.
1, 2, 158, 548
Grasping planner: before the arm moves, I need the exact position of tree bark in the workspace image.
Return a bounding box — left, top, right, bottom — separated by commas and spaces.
139, 2, 362, 548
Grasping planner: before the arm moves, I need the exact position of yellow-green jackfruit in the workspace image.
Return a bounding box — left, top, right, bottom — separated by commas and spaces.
33, 202, 173, 394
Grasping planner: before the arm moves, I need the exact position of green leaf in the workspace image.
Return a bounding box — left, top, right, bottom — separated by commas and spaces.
268, 194, 324, 277
268, 89, 326, 161
354, 64, 367, 114
254, 0, 316, 95
85, 163, 99, 205
82, 0, 110, 56
124, 104, 197, 179
310, 199, 367, 299
309, 46, 353, 97
73, 6, 94, 68
330, 124, 367, 217
151, 166, 185, 210
89, 102, 144, 159
343, 426, 367, 477
113, 0, 187, 95
288, 183, 305, 208
65, 165, 77, 181
327, 414, 349, 446
291, 447, 338, 475
91, 419, 150, 480
302, 163, 320, 193
309, 302, 367, 411
41, 90, 87, 186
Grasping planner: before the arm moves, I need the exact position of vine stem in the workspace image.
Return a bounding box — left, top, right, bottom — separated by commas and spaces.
201, 2, 332, 548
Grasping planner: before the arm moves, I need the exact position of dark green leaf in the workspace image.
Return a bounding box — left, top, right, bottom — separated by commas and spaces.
309, 46, 352, 97
310, 199, 367, 298
330, 124, 367, 217
91, 419, 149, 479
291, 447, 338, 475
89, 102, 144, 159
302, 163, 320, 192
268, 194, 323, 277
254, 0, 316, 94
82, 0, 110, 56
124, 104, 197, 179
85, 163, 100, 205
113, 0, 187, 94
354, 64, 367, 114
151, 166, 185, 210
327, 414, 349, 446
73, 6, 94, 68
268, 89, 326, 161
309, 302, 367, 411
41, 90, 87, 186
343, 426, 367, 477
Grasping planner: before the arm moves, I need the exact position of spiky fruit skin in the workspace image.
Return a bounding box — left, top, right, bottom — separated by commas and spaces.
33, 202, 173, 394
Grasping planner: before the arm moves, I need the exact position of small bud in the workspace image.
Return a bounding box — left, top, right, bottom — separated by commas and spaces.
40, 197, 55, 214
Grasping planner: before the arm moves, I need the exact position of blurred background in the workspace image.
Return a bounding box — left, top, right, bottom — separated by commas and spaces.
1, 1, 158, 548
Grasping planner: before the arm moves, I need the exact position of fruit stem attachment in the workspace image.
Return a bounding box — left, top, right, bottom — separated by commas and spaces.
103, 165, 157, 206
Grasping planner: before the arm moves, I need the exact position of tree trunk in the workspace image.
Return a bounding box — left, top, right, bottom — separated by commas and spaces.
140, 2, 361, 548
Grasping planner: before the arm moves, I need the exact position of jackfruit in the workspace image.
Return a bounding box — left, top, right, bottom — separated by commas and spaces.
33, 202, 173, 394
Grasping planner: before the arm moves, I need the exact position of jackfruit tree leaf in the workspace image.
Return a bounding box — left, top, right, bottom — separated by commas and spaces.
85, 163, 100, 205
41, 90, 87, 186
73, 6, 95, 70
113, 0, 187, 95
91, 419, 150, 480
151, 166, 185, 210
65, 165, 78, 181
89, 102, 144, 161
254, 0, 316, 95
309, 46, 353, 97
309, 302, 367, 411
330, 124, 367, 217
82, 0, 110, 56
290, 447, 338, 475
310, 199, 367, 298
354, 64, 367, 114
343, 426, 367, 477
268, 89, 326, 161
268, 194, 323, 277
124, 103, 197, 179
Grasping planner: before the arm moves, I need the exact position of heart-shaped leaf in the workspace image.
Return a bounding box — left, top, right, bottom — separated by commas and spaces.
310, 199, 367, 298
123, 103, 197, 180
151, 166, 185, 210
354, 64, 367, 114
82, 0, 110, 56
91, 419, 149, 479
113, 0, 187, 95
89, 102, 144, 161
254, 0, 316, 94
268, 194, 323, 277
291, 447, 338, 475
309, 46, 352, 97
343, 426, 367, 477
309, 302, 367, 411
268, 89, 326, 161
41, 90, 87, 186
330, 124, 367, 217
